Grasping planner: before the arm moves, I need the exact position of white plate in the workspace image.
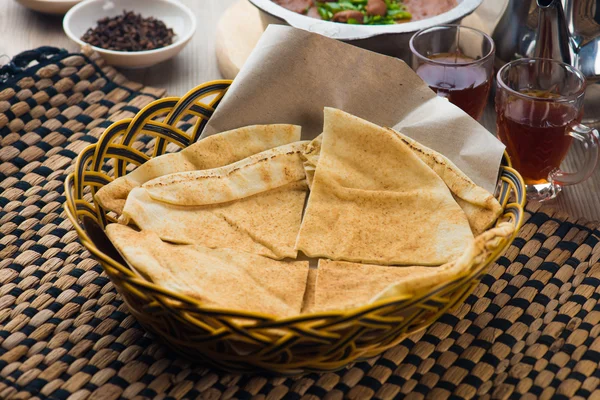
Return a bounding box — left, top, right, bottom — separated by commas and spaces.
63, 0, 196, 69
15, 0, 81, 15
249, 0, 483, 40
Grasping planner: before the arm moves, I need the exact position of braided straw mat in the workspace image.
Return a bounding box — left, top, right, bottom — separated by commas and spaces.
1, 48, 600, 400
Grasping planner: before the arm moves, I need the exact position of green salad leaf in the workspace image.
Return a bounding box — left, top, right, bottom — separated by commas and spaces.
314, 0, 411, 24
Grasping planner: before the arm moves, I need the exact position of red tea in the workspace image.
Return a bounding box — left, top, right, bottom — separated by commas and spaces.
496, 90, 581, 185
416, 53, 492, 119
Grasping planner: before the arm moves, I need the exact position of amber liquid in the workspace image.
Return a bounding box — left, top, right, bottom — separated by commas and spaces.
416, 53, 492, 120
496, 90, 580, 185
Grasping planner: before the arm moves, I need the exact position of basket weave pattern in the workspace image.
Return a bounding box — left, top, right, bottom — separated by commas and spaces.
64, 81, 526, 373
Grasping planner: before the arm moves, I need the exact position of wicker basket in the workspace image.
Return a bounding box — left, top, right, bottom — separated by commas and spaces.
64, 80, 526, 374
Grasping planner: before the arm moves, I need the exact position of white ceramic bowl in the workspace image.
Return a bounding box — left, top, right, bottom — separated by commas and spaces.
63, 0, 196, 69
15, 0, 81, 15
249, 0, 483, 63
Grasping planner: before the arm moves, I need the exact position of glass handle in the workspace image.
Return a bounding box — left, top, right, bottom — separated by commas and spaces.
550, 123, 600, 186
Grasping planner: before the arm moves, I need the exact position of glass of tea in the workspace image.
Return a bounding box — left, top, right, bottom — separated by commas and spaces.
496, 58, 600, 201
409, 25, 495, 120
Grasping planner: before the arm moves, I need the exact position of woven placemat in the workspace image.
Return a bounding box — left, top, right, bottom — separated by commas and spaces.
1, 48, 600, 400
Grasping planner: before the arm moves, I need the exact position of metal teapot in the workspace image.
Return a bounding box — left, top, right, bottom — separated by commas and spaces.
492, 0, 600, 122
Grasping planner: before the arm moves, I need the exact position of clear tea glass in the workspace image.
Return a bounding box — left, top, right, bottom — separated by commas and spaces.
410, 25, 495, 120
496, 58, 600, 201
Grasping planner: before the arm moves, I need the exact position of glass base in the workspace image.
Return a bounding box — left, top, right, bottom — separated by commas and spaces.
526, 181, 562, 202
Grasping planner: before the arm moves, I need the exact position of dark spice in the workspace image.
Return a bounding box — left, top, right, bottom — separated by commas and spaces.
81, 10, 175, 52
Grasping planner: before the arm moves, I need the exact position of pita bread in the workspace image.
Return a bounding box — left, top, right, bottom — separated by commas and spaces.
143, 141, 309, 206
105, 224, 310, 318
389, 130, 502, 235
296, 108, 474, 265
95, 124, 301, 214
121, 180, 308, 259
308, 222, 515, 313
308, 259, 446, 313
301, 268, 318, 313
303, 132, 501, 235
303, 134, 321, 188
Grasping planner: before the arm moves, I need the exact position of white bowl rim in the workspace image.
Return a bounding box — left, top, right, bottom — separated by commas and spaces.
22, 0, 81, 3
248, 0, 483, 40
63, 0, 197, 56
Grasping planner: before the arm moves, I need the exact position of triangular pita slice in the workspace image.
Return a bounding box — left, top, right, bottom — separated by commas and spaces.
105, 224, 310, 318
143, 141, 309, 206
308, 259, 449, 313
296, 108, 474, 265
121, 180, 307, 259
301, 268, 318, 313
308, 222, 514, 313
120, 142, 308, 259
95, 124, 301, 214
303, 132, 501, 235
389, 130, 502, 235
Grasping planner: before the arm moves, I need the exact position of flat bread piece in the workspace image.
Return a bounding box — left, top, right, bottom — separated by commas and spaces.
309, 222, 515, 313
303, 132, 501, 235
95, 124, 301, 214
301, 268, 318, 313
105, 224, 310, 318
121, 181, 308, 259
143, 141, 308, 206
296, 108, 474, 265
308, 259, 446, 313
303, 134, 321, 188
389, 129, 502, 235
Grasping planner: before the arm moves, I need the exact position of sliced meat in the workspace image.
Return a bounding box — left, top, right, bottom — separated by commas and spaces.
366, 0, 387, 16
403, 0, 457, 20
273, 0, 314, 14
306, 6, 322, 19
332, 10, 364, 23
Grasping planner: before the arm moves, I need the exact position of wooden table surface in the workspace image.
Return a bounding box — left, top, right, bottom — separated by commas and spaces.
1, 0, 599, 221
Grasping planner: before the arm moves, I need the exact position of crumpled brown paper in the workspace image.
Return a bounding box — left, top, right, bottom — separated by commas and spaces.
203, 25, 505, 193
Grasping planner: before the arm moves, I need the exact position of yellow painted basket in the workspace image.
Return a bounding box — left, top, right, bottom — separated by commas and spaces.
64, 80, 526, 374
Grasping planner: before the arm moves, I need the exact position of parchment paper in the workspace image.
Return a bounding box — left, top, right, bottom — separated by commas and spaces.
203, 25, 505, 193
